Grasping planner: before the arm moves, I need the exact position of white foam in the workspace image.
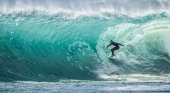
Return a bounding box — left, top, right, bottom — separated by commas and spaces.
164, 30, 170, 57
99, 74, 170, 82
0, 0, 170, 18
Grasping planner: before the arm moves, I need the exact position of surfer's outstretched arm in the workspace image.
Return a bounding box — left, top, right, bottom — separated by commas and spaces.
107, 44, 111, 48
118, 43, 124, 46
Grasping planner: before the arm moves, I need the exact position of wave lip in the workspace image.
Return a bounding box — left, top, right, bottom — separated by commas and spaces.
0, 0, 170, 18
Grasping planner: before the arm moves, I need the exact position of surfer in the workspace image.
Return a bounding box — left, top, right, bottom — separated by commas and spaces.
107, 40, 124, 57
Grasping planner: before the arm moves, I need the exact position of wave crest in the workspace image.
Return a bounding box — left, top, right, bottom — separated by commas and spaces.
0, 0, 170, 18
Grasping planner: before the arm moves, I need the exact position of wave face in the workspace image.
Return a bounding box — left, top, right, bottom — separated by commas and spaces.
0, 0, 170, 81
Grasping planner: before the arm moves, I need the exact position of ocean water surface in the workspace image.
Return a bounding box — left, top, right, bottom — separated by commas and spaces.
0, 0, 170, 92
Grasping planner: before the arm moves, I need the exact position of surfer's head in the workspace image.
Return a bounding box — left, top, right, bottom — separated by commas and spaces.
110, 40, 113, 43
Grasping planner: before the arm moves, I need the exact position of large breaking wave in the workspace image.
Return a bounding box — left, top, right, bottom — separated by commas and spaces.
0, 0, 170, 81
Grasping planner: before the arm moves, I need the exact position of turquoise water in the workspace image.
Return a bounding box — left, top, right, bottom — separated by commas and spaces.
0, 0, 170, 92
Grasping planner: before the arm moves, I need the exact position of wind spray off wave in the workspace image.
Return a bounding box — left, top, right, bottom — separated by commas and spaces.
0, 0, 170, 81
0, 0, 170, 17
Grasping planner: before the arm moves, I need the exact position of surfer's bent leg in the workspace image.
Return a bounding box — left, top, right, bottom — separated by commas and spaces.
111, 47, 119, 56
111, 48, 115, 56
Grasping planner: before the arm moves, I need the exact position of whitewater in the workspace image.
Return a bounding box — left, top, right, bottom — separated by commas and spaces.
0, 0, 170, 92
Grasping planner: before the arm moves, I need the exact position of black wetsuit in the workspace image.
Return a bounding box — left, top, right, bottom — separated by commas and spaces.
107, 42, 122, 55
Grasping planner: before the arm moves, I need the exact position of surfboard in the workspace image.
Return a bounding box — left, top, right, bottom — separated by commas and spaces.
108, 54, 116, 59
109, 56, 116, 59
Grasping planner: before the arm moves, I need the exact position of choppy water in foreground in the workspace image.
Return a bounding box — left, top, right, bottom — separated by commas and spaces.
1, 80, 170, 93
